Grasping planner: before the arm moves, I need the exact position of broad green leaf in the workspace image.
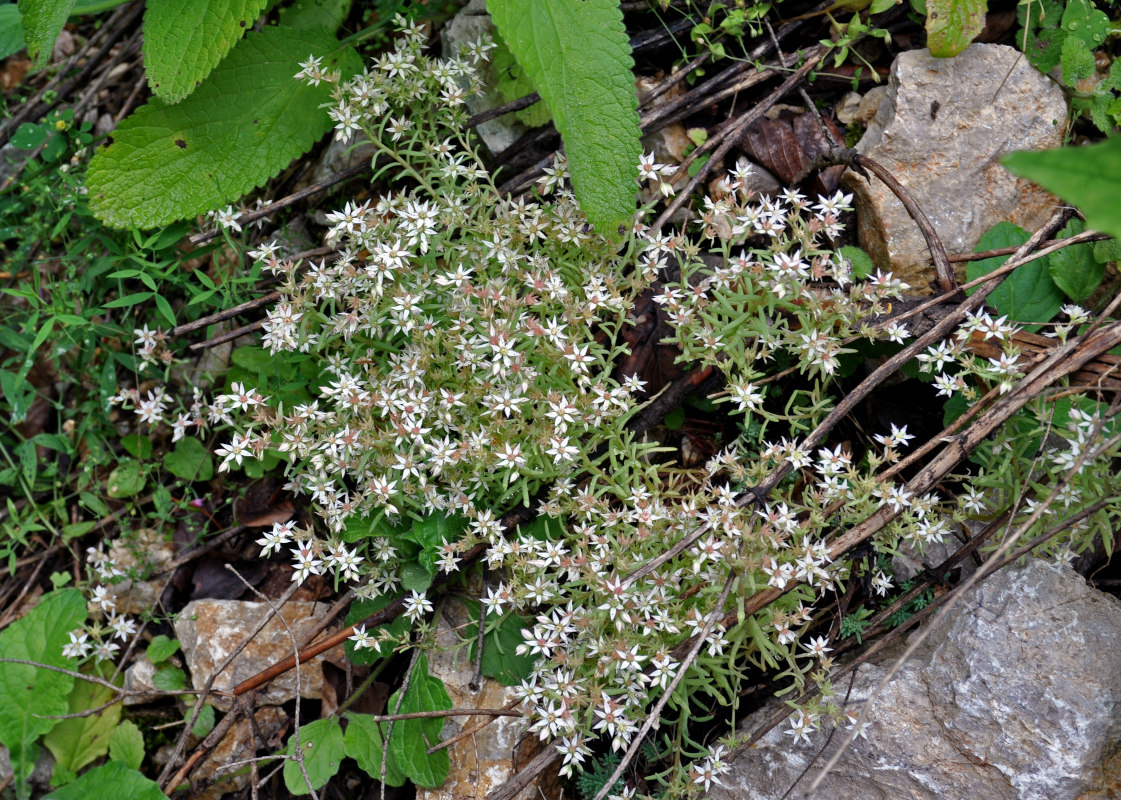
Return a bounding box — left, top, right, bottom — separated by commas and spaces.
1021, 26, 1065, 72
86, 25, 362, 229
1060, 0, 1109, 48
966, 221, 1064, 328
1002, 137, 1121, 244
490, 40, 551, 128
489, 0, 640, 232
146, 634, 180, 664
42, 669, 122, 775
386, 654, 451, 788
163, 436, 215, 481
463, 602, 536, 686
0, 589, 86, 800
282, 717, 345, 795
108, 720, 145, 770
925, 0, 986, 57
143, 0, 270, 103
0, 4, 25, 59
152, 666, 186, 691
401, 513, 466, 576
343, 713, 407, 786
17, 0, 75, 67
106, 458, 145, 498
1048, 219, 1104, 302
279, 0, 353, 30
43, 760, 165, 800
10, 122, 48, 149
120, 434, 153, 459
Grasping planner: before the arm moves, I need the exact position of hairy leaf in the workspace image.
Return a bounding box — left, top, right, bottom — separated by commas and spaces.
966, 221, 1064, 328
86, 25, 362, 229
1002, 137, 1121, 243
344, 713, 408, 786
489, 0, 640, 232
42, 668, 121, 776
925, 0, 986, 57
0, 590, 86, 800
283, 718, 345, 795
386, 654, 452, 787
43, 761, 164, 800
17, 0, 75, 67
143, 0, 270, 103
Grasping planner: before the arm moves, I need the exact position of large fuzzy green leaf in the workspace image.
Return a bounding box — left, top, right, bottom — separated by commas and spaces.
1003, 137, 1121, 244
925, 0, 986, 57
86, 25, 362, 229
0, 589, 86, 800
17, 0, 74, 67
386, 654, 452, 788
489, 0, 640, 233
142, 0, 271, 103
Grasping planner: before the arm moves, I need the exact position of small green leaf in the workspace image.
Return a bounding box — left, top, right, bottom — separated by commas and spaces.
464, 602, 536, 686
152, 666, 187, 691
61, 521, 96, 541
344, 597, 410, 664
102, 291, 154, 308
925, 0, 986, 57
1048, 219, 1104, 302
189, 703, 216, 737
664, 407, 685, 430
399, 560, 433, 593
343, 713, 407, 786
966, 221, 1065, 328
43, 760, 165, 800
1002, 137, 1121, 244
1060, 34, 1095, 84
143, 0, 271, 103
869, 0, 899, 13
490, 40, 550, 128
279, 0, 354, 30
108, 720, 145, 770
86, 25, 363, 229
231, 344, 273, 374
17, 0, 76, 67
146, 635, 180, 664
1021, 26, 1065, 73
839, 245, 876, 280
163, 437, 215, 482
0, 589, 86, 800
385, 654, 451, 788
120, 434, 153, 460
489, 0, 640, 232
106, 458, 146, 499
10, 122, 48, 149
42, 669, 122, 775
1060, 0, 1110, 48
283, 718, 345, 795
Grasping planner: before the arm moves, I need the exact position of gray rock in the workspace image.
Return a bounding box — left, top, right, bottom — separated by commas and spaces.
711, 560, 1121, 800
441, 0, 532, 156
844, 44, 1067, 293
175, 599, 345, 711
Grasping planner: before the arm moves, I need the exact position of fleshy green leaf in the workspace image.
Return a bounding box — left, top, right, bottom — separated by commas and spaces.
1048, 219, 1104, 302
1060, 0, 1109, 48
1002, 137, 1121, 244
966, 221, 1065, 328
143, 0, 270, 103
86, 25, 362, 229
163, 437, 215, 482
43, 760, 165, 800
0, 589, 86, 800
17, 0, 75, 67
386, 654, 451, 788
108, 720, 146, 770
283, 718, 345, 795
925, 0, 986, 57
42, 669, 122, 776
343, 713, 407, 786
489, 0, 640, 232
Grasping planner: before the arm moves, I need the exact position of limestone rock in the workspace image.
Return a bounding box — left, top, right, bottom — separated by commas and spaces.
175, 599, 344, 711
844, 44, 1066, 293
711, 560, 1121, 800
192, 707, 287, 800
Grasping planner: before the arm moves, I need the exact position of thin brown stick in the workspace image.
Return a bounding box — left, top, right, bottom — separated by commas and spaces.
188, 320, 263, 352
426, 698, 522, 755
